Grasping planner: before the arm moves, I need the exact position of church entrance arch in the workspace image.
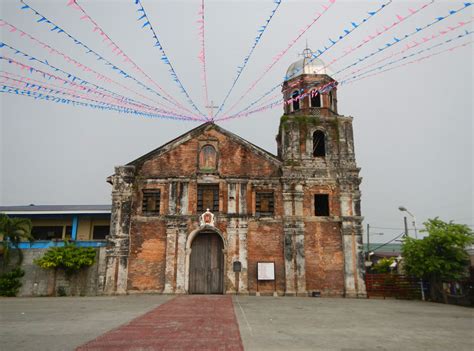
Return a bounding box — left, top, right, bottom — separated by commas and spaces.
188, 230, 224, 294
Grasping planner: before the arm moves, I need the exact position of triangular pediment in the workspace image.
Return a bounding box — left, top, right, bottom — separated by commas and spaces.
127, 122, 281, 168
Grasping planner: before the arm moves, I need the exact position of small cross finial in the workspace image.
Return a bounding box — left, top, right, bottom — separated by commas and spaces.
302, 47, 312, 59
205, 100, 219, 119
298, 42, 313, 59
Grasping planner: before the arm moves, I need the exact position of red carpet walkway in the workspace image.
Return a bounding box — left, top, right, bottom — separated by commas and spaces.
76, 295, 243, 351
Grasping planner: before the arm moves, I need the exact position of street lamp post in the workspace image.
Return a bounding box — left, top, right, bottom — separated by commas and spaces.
398, 206, 418, 239
398, 205, 424, 301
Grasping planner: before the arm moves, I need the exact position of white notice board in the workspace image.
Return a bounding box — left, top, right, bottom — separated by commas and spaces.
257, 262, 275, 280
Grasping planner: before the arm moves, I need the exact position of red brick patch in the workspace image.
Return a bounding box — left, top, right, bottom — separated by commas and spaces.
76, 295, 243, 351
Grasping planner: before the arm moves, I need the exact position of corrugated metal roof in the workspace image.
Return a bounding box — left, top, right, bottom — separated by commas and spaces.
367, 243, 402, 254
0, 204, 111, 214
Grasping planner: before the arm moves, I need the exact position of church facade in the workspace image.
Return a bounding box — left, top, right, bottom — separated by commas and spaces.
104, 53, 366, 297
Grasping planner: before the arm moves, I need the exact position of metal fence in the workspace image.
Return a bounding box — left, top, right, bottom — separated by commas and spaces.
365, 273, 423, 299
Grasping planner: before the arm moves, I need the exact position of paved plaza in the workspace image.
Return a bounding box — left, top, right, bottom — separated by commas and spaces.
0, 295, 472, 350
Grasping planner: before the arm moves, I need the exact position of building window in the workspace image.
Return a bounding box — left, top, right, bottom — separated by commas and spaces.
92, 225, 109, 240
32, 226, 63, 240
256, 192, 274, 217
313, 130, 326, 157
329, 91, 334, 110
310, 90, 321, 107
197, 184, 219, 212
292, 90, 300, 111
142, 190, 161, 215
199, 144, 217, 171
65, 226, 72, 240
315, 194, 330, 216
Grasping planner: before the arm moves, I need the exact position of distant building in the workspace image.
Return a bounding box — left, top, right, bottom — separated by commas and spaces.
0, 205, 110, 248
104, 50, 366, 297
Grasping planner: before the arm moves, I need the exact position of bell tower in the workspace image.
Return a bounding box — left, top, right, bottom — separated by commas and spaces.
277, 48, 366, 297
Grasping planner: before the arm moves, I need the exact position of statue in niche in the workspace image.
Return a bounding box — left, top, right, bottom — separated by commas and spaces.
199, 144, 217, 170
200, 208, 215, 227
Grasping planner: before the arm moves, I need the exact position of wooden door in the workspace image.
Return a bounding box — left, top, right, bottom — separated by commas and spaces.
189, 232, 224, 294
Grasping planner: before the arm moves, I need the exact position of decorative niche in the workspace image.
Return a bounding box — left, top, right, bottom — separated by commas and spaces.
198, 140, 219, 173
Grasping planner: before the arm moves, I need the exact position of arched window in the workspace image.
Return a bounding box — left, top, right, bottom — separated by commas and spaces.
199, 144, 217, 170
292, 90, 300, 111
310, 90, 321, 108
313, 130, 326, 157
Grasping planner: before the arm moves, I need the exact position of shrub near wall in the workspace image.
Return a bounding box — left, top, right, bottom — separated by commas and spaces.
34, 243, 96, 296
0, 268, 25, 296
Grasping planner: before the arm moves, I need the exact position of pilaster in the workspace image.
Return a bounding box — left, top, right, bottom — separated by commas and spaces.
340, 181, 366, 298
175, 222, 188, 293
226, 218, 238, 294
104, 165, 135, 295
163, 221, 178, 294
238, 220, 249, 294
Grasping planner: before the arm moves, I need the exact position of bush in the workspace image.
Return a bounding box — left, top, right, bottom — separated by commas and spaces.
57, 286, 67, 297
372, 257, 395, 274
0, 268, 25, 296
34, 242, 96, 276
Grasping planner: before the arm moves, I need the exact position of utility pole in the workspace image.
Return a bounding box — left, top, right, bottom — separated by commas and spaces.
403, 216, 409, 237
366, 223, 370, 257
399, 206, 424, 301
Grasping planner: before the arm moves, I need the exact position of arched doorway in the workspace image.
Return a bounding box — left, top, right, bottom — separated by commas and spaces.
189, 231, 224, 294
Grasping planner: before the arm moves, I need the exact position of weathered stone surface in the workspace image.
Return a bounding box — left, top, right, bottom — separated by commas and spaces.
104, 67, 366, 298
0, 248, 105, 297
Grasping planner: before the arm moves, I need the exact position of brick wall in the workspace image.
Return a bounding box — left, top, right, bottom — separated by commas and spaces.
303, 185, 341, 217
138, 128, 280, 178
127, 220, 167, 292
304, 221, 344, 296
247, 221, 285, 294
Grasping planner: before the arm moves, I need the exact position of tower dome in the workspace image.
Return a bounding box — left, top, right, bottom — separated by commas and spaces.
285, 48, 331, 81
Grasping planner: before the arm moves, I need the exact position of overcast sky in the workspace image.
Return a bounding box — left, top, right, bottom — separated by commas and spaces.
1, 0, 472, 242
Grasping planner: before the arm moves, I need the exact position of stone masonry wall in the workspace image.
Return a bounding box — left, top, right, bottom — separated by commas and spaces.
1, 247, 106, 297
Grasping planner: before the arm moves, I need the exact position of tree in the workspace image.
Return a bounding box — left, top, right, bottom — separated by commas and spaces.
402, 218, 473, 302
0, 214, 33, 266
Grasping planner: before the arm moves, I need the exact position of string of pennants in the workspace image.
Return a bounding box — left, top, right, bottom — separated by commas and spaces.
215, 1, 472, 121
216, 0, 393, 121
332, 1, 473, 76
133, 0, 205, 117
218, 28, 474, 122
18, 0, 196, 119
197, 0, 210, 119
0, 39, 201, 120
214, 0, 282, 118
0, 38, 201, 120
0, 0, 471, 122
68, 0, 198, 117
311, 0, 436, 79
0, 84, 193, 121
0, 19, 194, 118
220, 0, 337, 118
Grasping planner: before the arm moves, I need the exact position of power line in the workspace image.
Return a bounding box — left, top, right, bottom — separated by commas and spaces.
370, 232, 405, 253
